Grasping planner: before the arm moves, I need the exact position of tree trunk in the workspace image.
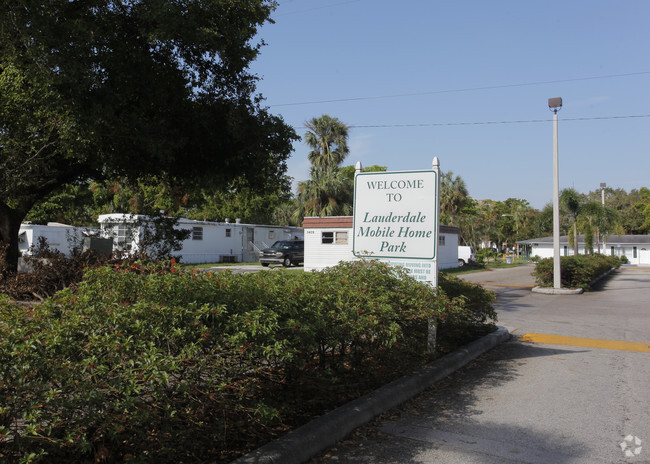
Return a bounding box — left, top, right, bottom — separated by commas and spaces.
0, 204, 27, 275
573, 220, 579, 256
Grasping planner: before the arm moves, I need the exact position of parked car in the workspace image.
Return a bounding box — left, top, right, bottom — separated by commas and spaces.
458, 245, 476, 267
259, 240, 304, 267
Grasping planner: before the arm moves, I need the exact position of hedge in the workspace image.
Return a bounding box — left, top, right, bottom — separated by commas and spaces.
533, 254, 622, 290
1, 260, 496, 463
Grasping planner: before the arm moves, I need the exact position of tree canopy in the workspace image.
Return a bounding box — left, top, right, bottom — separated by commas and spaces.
304, 115, 350, 171
292, 115, 354, 223
0, 0, 297, 271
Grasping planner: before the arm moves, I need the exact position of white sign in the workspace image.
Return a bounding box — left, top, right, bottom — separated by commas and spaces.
353, 170, 438, 261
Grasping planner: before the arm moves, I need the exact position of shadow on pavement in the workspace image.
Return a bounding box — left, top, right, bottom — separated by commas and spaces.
493, 290, 537, 312
310, 341, 593, 464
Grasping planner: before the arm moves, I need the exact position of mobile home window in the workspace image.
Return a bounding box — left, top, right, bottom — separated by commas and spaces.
321, 232, 334, 244
225, 228, 231, 238
438, 235, 445, 246
269, 230, 275, 240
192, 227, 203, 241
116, 224, 133, 250
321, 231, 348, 244
563, 246, 568, 256
633, 247, 637, 258
611, 246, 615, 256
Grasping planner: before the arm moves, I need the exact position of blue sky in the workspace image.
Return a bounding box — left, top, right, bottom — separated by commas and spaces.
250, 0, 650, 210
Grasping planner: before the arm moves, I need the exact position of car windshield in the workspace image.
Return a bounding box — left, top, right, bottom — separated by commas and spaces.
271, 241, 293, 249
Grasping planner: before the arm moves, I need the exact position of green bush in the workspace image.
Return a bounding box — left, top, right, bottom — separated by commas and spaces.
0, 260, 497, 463
436, 273, 497, 353
475, 248, 497, 264
438, 273, 497, 324
533, 254, 621, 290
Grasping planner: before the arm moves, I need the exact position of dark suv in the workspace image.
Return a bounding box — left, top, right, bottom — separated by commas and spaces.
259, 240, 304, 267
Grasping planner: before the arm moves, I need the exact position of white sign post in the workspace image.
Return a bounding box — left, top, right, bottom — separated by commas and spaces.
353, 159, 440, 287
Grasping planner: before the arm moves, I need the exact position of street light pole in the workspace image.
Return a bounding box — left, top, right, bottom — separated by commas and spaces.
549, 97, 563, 289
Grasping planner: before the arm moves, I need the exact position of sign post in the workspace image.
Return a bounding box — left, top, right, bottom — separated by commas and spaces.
353, 158, 441, 351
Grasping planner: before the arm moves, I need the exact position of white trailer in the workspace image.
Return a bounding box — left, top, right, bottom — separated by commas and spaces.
519, 234, 650, 265
19, 222, 92, 258
97, 214, 303, 264
303, 216, 459, 272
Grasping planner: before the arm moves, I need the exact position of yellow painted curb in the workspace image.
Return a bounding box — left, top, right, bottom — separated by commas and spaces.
520, 333, 650, 353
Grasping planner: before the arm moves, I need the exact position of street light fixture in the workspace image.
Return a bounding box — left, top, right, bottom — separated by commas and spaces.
548, 97, 562, 289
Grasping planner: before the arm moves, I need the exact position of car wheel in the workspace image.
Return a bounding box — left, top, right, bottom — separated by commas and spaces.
458, 259, 465, 267
283, 257, 292, 267
261, 262, 270, 267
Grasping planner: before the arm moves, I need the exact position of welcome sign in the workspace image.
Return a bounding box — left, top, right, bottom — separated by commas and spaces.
353, 170, 438, 262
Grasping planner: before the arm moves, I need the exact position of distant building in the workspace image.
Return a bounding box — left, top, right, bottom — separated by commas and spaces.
518, 234, 650, 265
97, 214, 303, 264
302, 216, 459, 272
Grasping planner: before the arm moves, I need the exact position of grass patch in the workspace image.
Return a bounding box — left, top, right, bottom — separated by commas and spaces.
485, 261, 525, 269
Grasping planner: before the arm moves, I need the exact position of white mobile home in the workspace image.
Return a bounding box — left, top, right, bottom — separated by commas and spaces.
303, 216, 459, 272
97, 214, 303, 264
19, 222, 93, 258
518, 234, 650, 265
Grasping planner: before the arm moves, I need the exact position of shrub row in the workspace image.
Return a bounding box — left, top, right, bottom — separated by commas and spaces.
0, 239, 172, 301
533, 254, 623, 289
0, 260, 496, 463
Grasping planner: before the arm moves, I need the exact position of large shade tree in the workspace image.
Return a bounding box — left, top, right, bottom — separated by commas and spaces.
0, 0, 296, 271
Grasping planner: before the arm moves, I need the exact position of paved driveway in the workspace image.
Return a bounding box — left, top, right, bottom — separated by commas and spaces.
457, 263, 538, 289
310, 265, 650, 464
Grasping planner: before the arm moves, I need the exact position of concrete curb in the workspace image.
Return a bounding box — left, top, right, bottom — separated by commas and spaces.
531, 286, 584, 295
229, 326, 511, 464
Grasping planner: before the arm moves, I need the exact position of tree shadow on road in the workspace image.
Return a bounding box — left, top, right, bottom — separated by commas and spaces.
393, 341, 586, 423
311, 340, 597, 464
493, 289, 538, 312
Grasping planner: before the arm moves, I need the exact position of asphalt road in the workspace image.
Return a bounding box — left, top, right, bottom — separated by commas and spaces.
309, 264, 650, 464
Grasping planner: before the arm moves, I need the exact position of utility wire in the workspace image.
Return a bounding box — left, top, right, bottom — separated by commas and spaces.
291, 114, 650, 130
270, 71, 650, 107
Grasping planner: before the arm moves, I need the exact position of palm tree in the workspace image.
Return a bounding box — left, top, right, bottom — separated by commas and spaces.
273, 200, 301, 227
440, 171, 469, 225
293, 167, 353, 223
561, 188, 582, 254
304, 115, 350, 171
580, 201, 619, 253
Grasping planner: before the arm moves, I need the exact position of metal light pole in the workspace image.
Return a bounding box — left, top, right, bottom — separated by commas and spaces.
549, 97, 562, 289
